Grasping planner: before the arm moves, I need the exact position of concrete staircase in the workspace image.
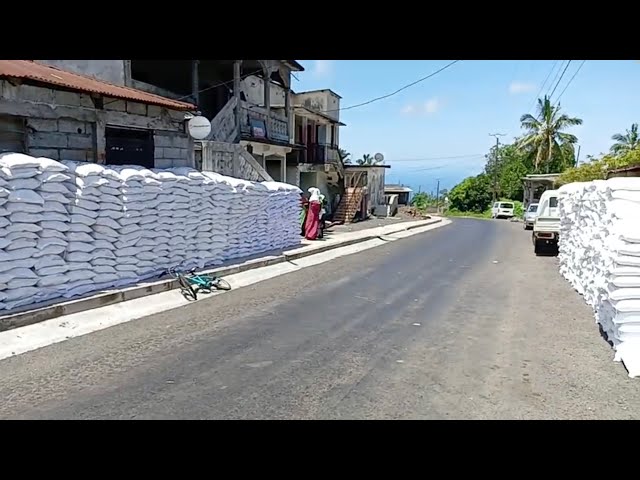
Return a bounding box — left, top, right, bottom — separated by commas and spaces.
207, 97, 239, 143
333, 187, 364, 224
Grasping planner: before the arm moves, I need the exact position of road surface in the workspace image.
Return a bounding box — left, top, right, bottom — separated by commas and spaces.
0, 219, 638, 419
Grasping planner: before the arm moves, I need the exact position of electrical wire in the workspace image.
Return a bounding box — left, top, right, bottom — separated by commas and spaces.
527, 60, 559, 113
385, 153, 485, 163
548, 60, 572, 101
554, 60, 587, 105
175, 68, 264, 101
321, 60, 462, 114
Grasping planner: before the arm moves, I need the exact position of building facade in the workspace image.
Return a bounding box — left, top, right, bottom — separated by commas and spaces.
0, 61, 196, 168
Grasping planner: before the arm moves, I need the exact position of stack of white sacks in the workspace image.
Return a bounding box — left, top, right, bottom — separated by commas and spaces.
558, 177, 640, 378
0, 153, 302, 313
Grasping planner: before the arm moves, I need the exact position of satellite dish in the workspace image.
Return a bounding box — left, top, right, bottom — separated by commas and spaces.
374, 152, 384, 163
187, 115, 212, 140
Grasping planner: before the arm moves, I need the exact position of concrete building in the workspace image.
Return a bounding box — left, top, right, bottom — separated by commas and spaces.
290, 89, 346, 216
384, 184, 413, 205
334, 164, 391, 223
0, 60, 196, 167
32, 60, 305, 183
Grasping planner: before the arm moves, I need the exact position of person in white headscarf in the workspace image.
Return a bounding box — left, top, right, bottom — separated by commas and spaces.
305, 187, 322, 240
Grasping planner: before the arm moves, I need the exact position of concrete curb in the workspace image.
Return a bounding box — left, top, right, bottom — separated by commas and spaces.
0, 217, 442, 332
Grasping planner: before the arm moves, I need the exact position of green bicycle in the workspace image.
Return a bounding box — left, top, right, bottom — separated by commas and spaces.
168, 267, 231, 301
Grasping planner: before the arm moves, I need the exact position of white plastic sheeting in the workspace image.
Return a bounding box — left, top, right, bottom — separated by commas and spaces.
558, 178, 640, 378
0, 153, 302, 312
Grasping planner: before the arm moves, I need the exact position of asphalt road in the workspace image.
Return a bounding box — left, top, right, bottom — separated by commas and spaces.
1, 218, 638, 419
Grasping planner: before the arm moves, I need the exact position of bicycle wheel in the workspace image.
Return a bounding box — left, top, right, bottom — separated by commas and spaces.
177, 274, 198, 300
212, 277, 232, 291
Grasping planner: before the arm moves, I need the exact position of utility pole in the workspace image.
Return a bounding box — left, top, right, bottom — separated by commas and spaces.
489, 133, 506, 202
435, 179, 440, 214
576, 145, 581, 165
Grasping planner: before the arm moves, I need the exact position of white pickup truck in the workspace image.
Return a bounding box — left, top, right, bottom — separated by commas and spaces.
532, 189, 560, 256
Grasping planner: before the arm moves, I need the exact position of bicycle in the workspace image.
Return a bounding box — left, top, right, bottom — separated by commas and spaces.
168, 266, 231, 301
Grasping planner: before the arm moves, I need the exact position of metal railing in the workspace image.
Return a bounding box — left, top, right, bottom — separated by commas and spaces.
302, 143, 340, 165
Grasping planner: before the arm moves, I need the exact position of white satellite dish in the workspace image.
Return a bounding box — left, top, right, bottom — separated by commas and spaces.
187, 115, 212, 140
374, 152, 384, 163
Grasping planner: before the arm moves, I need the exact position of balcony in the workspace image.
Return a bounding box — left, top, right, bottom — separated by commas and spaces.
239, 100, 290, 144
301, 143, 340, 165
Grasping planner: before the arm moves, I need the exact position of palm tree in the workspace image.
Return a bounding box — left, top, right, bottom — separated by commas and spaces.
611, 123, 640, 154
517, 95, 583, 173
338, 148, 352, 164
356, 153, 383, 166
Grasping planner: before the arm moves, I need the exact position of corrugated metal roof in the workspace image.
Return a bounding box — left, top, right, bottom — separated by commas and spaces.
0, 60, 196, 111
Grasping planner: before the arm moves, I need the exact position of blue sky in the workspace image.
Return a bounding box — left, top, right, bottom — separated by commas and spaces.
293, 60, 640, 193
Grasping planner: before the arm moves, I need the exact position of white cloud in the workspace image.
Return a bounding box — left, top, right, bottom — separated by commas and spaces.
401, 104, 416, 114
424, 98, 440, 114
509, 81, 536, 94
401, 97, 442, 115
312, 60, 332, 77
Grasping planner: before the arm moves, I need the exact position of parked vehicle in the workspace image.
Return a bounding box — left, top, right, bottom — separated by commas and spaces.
491, 201, 515, 219
532, 190, 560, 256
523, 203, 539, 230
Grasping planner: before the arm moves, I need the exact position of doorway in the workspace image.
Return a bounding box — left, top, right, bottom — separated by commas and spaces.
105, 126, 154, 168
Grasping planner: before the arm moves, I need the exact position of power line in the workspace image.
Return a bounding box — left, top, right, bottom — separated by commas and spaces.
322, 60, 462, 114
527, 60, 559, 113
549, 60, 572, 101
176, 68, 264, 101
546, 60, 569, 98
386, 153, 485, 163
554, 60, 587, 105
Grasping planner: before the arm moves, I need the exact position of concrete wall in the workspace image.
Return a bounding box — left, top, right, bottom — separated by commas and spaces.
37, 60, 127, 86
0, 79, 193, 168
286, 165, 299, 186
241, 75, 287, 107
347, 166, 387, 207
294, 90, 341, 123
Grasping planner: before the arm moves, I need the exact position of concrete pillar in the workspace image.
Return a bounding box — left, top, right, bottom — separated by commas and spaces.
233, 60, 242, 138
192, 60, 200, 107
281, 154, 286, 183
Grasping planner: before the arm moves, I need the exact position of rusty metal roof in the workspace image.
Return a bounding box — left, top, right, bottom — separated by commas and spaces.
0, 60, 196, 111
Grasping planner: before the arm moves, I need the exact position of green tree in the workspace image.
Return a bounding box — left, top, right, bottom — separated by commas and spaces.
556, 147, 640, 186
448, 174, 493, 213
338, 148, 352, 164
482, 142, 533, 202
610, 123, 640, 154
517, 95, 583, 173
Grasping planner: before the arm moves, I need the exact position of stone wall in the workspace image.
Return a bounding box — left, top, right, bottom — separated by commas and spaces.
0, 80, 194, 168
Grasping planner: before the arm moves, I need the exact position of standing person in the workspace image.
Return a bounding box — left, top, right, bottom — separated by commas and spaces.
318, 193, 327, 239
304, 187, 322, 240
299, 193, 309, 237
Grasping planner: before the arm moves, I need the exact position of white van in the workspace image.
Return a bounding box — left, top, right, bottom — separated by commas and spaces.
532, 189, 560, 255
491, 201, 515, 219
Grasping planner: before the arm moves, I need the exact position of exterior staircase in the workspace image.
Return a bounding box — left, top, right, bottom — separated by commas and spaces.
207, 97, 239, 143
333, 187, 364, 224
197, 96, 274, 182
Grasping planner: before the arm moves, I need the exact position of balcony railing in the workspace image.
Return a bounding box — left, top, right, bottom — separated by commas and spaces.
239, 101, 290, 144
301, 143, 340, 165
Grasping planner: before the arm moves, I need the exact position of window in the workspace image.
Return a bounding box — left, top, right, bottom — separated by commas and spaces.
499, 202, 514, 209
330, 125, 336, 147
528, 204, 538, 212
0, 115, 27, 154
105, 126, 154, 168
549, 197, 558, 208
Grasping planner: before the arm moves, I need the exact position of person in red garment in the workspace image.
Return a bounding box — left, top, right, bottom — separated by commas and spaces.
304, 187, 322, 240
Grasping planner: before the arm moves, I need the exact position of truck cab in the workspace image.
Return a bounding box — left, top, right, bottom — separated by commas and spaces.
532, 189, 560, 256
